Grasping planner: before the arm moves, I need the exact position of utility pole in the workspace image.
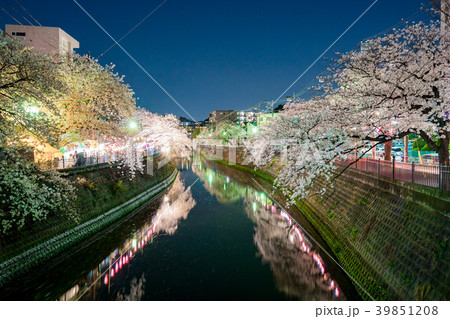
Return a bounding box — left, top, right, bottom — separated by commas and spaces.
442, 0, 450, 43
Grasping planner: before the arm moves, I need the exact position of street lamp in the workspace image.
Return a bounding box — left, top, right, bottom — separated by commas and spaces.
24, 102, 39, 114
128, 120, 139, 130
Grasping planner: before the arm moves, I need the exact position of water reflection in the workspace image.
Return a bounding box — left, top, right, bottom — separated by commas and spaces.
192, 160, 246, 204
59, 174, 196, 301
192, 158, 344, 300
59, 158, 345, 301
116, 274, 146, 301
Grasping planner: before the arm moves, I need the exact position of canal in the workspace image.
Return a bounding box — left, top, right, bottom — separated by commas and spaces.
0, 157, 360, 301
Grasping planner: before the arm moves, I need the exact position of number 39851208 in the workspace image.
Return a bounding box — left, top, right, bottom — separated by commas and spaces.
375, 306, 438, 316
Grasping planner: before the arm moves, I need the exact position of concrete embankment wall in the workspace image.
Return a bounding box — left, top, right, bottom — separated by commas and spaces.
199, 146, 450, 301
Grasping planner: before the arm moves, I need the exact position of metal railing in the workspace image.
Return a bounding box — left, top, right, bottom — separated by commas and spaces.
37, 150, 161, 171
338, 157, 450, 190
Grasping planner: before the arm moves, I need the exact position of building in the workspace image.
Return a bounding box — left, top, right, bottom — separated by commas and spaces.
5, 24, 79, 56
257, 112, 279, 127
209, 109, 261, 126
209, 110, 236, 124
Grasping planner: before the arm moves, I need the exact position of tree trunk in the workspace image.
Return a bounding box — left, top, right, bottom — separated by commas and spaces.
438, 136, 450, 166
384, 140, 392, 161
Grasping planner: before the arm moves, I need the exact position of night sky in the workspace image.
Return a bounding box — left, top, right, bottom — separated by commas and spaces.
0, 0, 431, 121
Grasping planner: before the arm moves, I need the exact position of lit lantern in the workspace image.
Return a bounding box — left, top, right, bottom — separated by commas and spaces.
119, 259, 122, 269
335, 288, 340, 297
111, 269, 115, 277
130, 251, 133, 259
115, 263, 119, 272
104, 274, 109, 285
330, 281, 335, 288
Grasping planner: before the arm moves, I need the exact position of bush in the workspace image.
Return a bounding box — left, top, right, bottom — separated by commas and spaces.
0, 157, 78, 234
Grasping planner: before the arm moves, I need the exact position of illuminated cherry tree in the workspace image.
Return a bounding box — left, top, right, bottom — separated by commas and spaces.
250, 21, 450, 199
57, 55, 136, 145
120, 108, 192, 176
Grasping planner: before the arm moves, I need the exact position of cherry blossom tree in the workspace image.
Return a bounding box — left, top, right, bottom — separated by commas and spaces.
331, 20, 449, 166
120, 108, 192, 176
0, 30, 65, 148
250, 20, 450, 200
56, 55, 136, 145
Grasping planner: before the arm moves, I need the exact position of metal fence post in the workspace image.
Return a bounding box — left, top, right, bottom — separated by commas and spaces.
392, 156, 395, 179
411, 162, 415, 184
438, 163, 441, 190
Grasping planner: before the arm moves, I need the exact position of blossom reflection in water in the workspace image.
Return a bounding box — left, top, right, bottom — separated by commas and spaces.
59, 174, 196, 301
194, 159, 343, 300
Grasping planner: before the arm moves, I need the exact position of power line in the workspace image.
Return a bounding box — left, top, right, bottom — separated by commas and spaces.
3, 0, 34, 26
98, 0, 167, 58
206, 1, 383, 127
13, 0, 42, 26
0, 5, 22, 24
73, 0, 199, 124
3, 0, 66, 53
273, 0, 379, 106
291, 9, 427, 102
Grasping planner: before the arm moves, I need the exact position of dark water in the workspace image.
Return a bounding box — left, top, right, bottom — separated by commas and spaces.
0, 157, 359, 301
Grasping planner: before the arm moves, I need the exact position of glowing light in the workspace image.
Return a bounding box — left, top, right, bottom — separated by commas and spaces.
252, 202, 257, 211
104, 274, 109, 285
128, 120, 138, 130
330, 281, 335, 288
335, 288, 340, 297
129, 251, 133, 258
119, 259, 122, 269
126, 255, 129, 263
111, 269, 115, 277
280, 211, 292, 225
138, 242, 140, 249
294, 226, 303, 242
25, 105, 39, 114
260, 193, 265, 201
302, 242, 307, 252
132, 239, 137, 248
226, 177, 230, 183
115, 263, 119, 273
208, 173, 213, 185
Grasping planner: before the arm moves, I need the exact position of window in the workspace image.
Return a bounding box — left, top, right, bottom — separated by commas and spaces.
12, 32, 26, 37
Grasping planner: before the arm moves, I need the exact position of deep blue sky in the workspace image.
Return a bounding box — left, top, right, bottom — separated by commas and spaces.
0, 0, 431, 121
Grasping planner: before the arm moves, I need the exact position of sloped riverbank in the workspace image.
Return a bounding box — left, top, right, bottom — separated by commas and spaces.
199, 146, 450, 301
